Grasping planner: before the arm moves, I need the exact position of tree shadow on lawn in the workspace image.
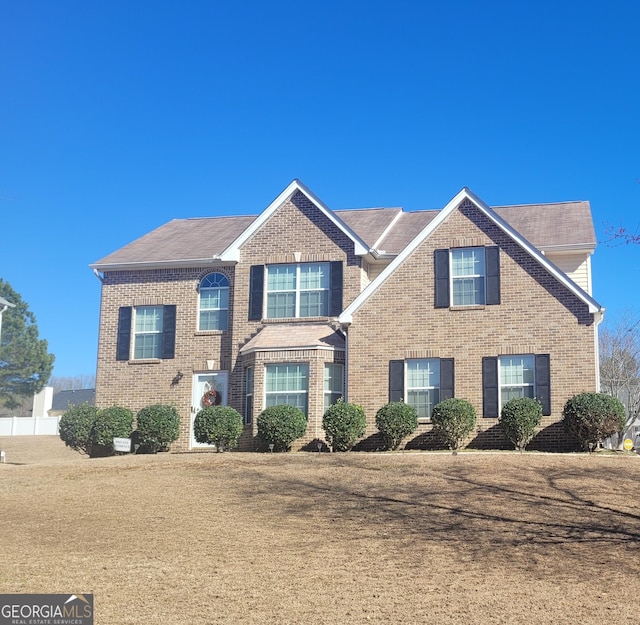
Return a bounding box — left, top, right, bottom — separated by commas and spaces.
235, 457, 640, 574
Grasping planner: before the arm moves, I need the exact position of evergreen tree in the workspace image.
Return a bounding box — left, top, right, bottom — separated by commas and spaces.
0, 279, 55, 408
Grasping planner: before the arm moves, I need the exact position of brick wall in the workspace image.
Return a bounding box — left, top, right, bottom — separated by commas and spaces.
345, 200, 597, 451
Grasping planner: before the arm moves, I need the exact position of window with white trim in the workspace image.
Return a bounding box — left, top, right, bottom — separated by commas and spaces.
266, 263, 329, 319
133, 306, 164, 359
324, 363, 344, 411
451, 247, 486, 306
499, 355, 535, 405
265, 363, 309, 416
406, 359, 440, 419
244, 367, 254, 425
199, 273, 229, 331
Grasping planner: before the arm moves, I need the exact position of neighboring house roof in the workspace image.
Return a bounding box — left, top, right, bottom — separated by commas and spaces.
339, 188, 603, 324
90, 180, 597, 271
51, 389, 96, 412
239, 324, 345, 355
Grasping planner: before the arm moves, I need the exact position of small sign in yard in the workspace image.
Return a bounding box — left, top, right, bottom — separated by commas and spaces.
623, 438, 634, 451
113, 437, 132, 453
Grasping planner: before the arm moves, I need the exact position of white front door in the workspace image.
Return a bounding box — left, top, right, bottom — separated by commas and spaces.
191, 372, 228, 449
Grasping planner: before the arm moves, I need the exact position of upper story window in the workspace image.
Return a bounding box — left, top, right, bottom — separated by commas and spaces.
266, 263, 329, 318
116, 305, 176, 361
434, 246, 500, 308
199, 272, 229, 331
248, 261, 343, 321
451, 248, 485, 306
134, 306, 163, 359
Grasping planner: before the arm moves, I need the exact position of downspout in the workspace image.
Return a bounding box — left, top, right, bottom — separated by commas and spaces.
594, 308, 605, 392
339, 323, 350, 402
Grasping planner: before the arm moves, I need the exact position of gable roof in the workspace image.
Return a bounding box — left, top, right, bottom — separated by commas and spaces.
339, 188, 603, 324
90, 181, 597, 272
218, 179, 369, 261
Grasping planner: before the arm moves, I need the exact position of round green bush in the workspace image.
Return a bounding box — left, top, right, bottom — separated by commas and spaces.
499, 397, 542, 451
431, 398, 476, 450
375, 402, 418, 450
91, 406, 134, 457
135, 404, 180, 453
59, 403, 99, 456
194, 406, 243, 451
257, 404, 307, 452
322, 399, 366, 451
562, 392, 626, 451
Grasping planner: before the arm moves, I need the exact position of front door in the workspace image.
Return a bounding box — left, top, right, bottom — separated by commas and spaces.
191, 372, 228, 449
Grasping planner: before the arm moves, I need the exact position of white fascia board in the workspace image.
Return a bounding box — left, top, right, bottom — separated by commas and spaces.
89, 258, 224, 272
218, 179, 369, 261
339, 188, 470, 324
239, 344, 344, 356
339, 187, 603, 324
464, 188, 603, 314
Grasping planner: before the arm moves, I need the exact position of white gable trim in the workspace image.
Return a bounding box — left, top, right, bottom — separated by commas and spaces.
339, 187, 602, 324
218, 180, 369, 261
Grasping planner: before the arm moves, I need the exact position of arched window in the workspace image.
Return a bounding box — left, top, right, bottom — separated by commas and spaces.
198, 273, 229, 331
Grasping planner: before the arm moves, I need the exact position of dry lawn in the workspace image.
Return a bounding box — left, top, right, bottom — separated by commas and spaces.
1, 437, 640, 625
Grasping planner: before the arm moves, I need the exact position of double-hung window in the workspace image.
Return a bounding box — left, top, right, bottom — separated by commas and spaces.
389, 358, 454, 418
116, 305, 176, 361
482, 354, 550, 417
499, 355, 535, 403
198, 273, 229, 331
451, 248, 486, 306
133, 306, 164, 359
248, 262, 343, 321
244, 367, 254, 425
265, 364, 309, 416
406, 359, 441, 419
434, 247, 500, 308
266, 263, 329, 318
324, 363, 344, 411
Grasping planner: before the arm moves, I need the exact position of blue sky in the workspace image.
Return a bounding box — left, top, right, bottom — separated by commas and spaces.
1, 0, 639, 378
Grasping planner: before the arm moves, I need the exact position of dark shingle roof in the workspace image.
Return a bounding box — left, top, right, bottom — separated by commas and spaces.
51, 389, 96, 411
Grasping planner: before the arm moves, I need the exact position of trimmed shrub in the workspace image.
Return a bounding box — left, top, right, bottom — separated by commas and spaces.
135, 404, 180, 453
257, 404, 307, 452
59, 404, 133, 457
375, 402, 418, 451
562, 392, 626, 451
91, 406, 134, 457
431, 398, 476, 450
499, 397, 542, 451
322, 399, 366, 451
194, 406, 243, 451
59, 403, 99, 456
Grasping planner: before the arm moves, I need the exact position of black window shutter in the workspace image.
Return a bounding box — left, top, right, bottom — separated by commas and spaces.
434, 249, 450, 308
482, 356, 499, 418
440, 358, 455, 400
535, 354, 551, 416
485, 246, 501, 305
389, 360, 405, 403
161, 305, 176, 359
248, 265, 264, 321
329, 261, 343, 316
116, 307, 132, 361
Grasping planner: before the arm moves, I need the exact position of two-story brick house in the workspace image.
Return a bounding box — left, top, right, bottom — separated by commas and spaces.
90, 180, 603, 451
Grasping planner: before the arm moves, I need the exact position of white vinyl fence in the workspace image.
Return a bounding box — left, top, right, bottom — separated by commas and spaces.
0, 416, 61, 436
